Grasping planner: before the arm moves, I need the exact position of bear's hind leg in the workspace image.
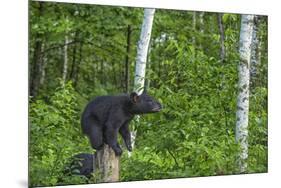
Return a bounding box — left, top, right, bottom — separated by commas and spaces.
88, 126, 104, 150
104, 127, 122, 156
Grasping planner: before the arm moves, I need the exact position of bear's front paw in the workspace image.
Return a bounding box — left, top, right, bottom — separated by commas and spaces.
114, 147, 123, 156
127, 145, 132, 152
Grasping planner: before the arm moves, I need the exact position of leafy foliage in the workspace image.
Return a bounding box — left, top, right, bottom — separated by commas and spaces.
29, 81, 95, 186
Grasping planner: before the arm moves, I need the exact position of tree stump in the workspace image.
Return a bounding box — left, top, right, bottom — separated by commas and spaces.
94, 144, 120, 182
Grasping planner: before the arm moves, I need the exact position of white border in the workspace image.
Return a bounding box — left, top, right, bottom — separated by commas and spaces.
1, 0, 280, 188
37, 0, 270, 15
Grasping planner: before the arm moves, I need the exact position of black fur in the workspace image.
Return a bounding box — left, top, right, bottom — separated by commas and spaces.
81, 92, 162, 156
64, 153, 94, 178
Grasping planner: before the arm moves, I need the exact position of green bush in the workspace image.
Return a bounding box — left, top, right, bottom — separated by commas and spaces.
29, 82, 93, 187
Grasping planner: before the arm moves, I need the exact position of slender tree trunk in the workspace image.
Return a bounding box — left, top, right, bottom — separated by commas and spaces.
125, 25, 132, 93
131, 8, 156, 156
256, 23, 263, 87
62, 35, 69, 84
250, 16, 261, 86
39, 57, 47, 86
235, 14, 254, 173
199, 12, 204, 33
199, 12, 204, 49
69, 31, 78, 81
144, 64, 152, 91
39, 43, 47, 85
30, 40, 43, 97
192, 11, 196, 46
217, 13, 226, 62
144, 46, 152, 91
134, 8, 155, 94
191, 11, 196, 62
30, 2, 44, 97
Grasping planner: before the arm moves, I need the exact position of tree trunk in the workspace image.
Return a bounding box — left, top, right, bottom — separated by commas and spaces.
39, 43, 47, 85
30, 2, 44, 97
145, 38, 155, 91
199, 12, 204, 33
235, 14, 254, 173
250, 16, 261, 85
199, 12, 204, 49
125, 25, 132, 93
144, 52, 151, 91
192, 11, 196, 46
134, 8, 155, 94
69, 31, 78, 81
131, 8, 155, 156
95, 145, 120, 182
191, 11, 196, 62
62, 35, 69, 84
30, 40, 43, 97
217, 13, 226, 62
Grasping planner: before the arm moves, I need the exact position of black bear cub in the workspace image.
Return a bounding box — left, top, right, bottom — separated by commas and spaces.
81, 92, 162, 156
64, 153, 94, 178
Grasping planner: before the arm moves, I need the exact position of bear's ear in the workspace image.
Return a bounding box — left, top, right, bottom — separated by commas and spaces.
130, 92, 139, 103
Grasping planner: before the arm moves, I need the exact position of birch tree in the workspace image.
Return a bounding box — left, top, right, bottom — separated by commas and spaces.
69, 31, 78, 81
191, 11, 197, 62
134, 8, 156, 93
199, 12, 204, 49
217, 13, 225, 62
131, 8, 156, 154
62, 35, 68, 84
192, 12, 196, 46
39, 43, 47, 85
250, 16, 261, 84
235, 14, 254, 173
199, 12, 204, 33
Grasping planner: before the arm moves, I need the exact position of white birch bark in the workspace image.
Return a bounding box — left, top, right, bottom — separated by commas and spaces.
235, 14, 254, 173
62, 35, 68, 84
199, 12, 204, 49
250, 16, 260, 80
217, 13, 226, 62
134, 8, 155, 94
130, 8, 155, 156
191, 11, 196, 62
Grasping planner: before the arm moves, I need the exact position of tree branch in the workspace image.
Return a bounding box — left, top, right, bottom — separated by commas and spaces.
167, 149, 179, 167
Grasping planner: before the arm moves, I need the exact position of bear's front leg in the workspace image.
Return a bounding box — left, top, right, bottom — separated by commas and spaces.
104, 126, 123, 156
119, 123, 132, 151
